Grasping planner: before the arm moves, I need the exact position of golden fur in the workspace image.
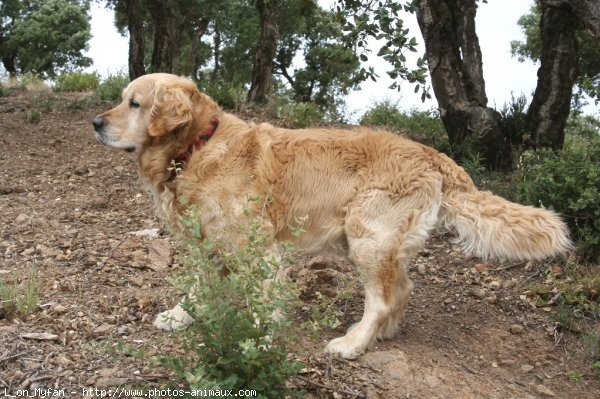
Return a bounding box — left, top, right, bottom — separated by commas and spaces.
93, 73, 572, 359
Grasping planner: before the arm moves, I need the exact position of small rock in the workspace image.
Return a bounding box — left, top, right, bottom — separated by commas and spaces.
474, 263, 488, 273
15, 213, 30, 224
509, 324, 524, 334
471, 288, 486, 299
535, 384, 556, 397
130, 228, 160, 238
484, 294, 497, 304
499, 358, 515, 366
148, 238, 171, 271
418, 264, 426, 275
129, 276, 144, 287
53, 354, 73, 366
502, 279, 516, 289
521, 364, 534, 373
93, 323, 113, 335
52, 305, 67, 314
20, 247, 35, 256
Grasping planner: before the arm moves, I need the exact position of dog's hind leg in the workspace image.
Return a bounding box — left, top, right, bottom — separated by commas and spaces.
325, 179, 442, 359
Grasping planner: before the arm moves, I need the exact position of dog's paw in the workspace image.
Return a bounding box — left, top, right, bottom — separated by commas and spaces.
153, 304, 193, 331
324, 336, 365, 359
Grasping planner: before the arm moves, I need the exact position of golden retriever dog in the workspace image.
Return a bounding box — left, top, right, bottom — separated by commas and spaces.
92, 73, 571, 359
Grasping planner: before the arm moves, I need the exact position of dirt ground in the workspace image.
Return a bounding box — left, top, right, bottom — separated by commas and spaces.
1, 89, 599, 398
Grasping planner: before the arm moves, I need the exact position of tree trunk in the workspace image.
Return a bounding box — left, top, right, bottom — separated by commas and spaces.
545, 0, 600, 38
125, 0, 146, 80
189, 18, 209, 82
247, 0, 279, 104
526, 1, 579, 149
416, 0, 512, 170
211, 24, 221, 85
147, 2, 175, 73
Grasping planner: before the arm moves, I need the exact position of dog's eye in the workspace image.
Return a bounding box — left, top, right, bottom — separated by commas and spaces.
130, 99, 140, 108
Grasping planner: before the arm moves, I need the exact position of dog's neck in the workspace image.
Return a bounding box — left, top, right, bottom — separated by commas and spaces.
168, 117, 219, 181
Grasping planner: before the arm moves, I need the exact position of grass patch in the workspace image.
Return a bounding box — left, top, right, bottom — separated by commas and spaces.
0, 266, 40, 319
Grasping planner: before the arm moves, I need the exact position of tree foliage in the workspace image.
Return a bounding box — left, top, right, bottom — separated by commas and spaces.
275, 1, 361, 109
110, 0, 359, 110
0, 0, 92, 78
333, 0, 429, 98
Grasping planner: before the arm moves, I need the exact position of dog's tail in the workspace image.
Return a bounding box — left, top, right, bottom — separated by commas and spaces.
439, 189, 572, 261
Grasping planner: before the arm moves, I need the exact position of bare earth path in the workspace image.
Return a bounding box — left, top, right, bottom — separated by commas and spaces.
1, 90, 598, 398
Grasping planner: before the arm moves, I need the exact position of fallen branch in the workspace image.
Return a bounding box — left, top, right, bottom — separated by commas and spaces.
0, 351, 29, 365
18, 375, 53, 390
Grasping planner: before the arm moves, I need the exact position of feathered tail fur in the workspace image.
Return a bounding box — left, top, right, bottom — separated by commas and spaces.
439, 189, 572, 261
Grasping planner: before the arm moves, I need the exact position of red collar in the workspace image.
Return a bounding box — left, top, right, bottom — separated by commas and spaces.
168, 117, 219, 180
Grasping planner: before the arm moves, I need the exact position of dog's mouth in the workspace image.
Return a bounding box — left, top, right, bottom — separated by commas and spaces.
95, 132, 138, 153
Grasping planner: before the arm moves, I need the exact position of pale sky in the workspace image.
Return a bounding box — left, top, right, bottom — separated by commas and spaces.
85, 1, 592, 118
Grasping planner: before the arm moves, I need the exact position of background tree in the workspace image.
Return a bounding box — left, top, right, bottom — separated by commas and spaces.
416, 0, 511, 169
336, 0, 511, 169
247, 0, 280, 104
124, 0, 145, 80
0, 0, 92, 78
512, 2, 600, 149
274, 1, 361, 109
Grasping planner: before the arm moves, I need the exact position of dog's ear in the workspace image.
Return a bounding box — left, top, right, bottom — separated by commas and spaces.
148, 80, 197, 137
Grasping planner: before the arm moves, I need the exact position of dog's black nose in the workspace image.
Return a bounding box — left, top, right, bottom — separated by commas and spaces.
92, 117, 105, 132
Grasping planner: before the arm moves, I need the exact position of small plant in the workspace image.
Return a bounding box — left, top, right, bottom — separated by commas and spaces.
25, 110, 42, 124
0, 267, 39, 319
155, 205, 303, 398
96, 72, 129, 101
25, 94, 55, 124
16, 73, 50, 91
63, 95, 99, 112
568, 370, 582, 382
54, 72, 100, 92
0, 85, 9, 97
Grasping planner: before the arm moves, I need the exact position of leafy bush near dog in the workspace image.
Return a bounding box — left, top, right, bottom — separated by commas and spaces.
96, 72, 129, 101
515, 130, 600, 261
360, 100, 448, 150
54, 72, 99, 92
156, 205, 303, 398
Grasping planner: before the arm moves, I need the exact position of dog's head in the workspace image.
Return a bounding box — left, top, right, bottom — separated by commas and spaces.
92, 73, 217, 154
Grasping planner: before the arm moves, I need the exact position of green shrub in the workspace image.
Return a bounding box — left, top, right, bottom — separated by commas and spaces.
498, 93, 528, 145
96, 72, 129, 101
360, 100, 447, 150
202, 82, 246, 110
280, 102, 324, 129
54, 72, 99, 92
156, 205, 303, 398
516, 135, 600, 260
0, 86, 9, 97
